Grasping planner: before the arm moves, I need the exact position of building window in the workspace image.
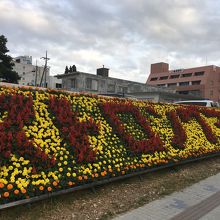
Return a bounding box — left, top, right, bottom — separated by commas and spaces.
150, 77, 158, 81
157, 84, 166, 87
86, 78, 98, 90
132, 85, 141, 92
56, 83, 62, 88
86, 78, 92, 89
170, 75, 180, 79
210, 90, 213, 96
179, 82, 189, 86
23, 72, 25, 75
159, 76, 168, 80
100, 80, 105, 88
178, 91, 189, 95
194, 71, 204, 76
210, 81, 214, 85
173, 69, 183, 73
181, 73, 192, 77
91, 79, 98, 90
118, 86, 128, 93
192, 80, 201, 85
167, 83, 177, 87
107, 84, 115, 92
189, 90, 201, 96
71, 78, 77, 88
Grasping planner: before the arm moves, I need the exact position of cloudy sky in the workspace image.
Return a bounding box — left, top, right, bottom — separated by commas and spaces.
1, 0, 220, 83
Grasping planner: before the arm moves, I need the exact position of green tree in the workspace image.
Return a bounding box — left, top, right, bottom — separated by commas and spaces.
0, 35, 20, 83
72, 65, 77, 72
64, 66, 69, 74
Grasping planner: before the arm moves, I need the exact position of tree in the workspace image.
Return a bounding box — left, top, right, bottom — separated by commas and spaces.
64, 66, 69, 74
72, 65, 77, 72
0, 35, 20, 83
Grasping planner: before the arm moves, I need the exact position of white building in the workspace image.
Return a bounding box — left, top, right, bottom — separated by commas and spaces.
48, 75, 62, 89
13, 55, 62, 89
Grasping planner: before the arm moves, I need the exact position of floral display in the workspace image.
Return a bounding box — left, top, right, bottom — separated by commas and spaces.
1, 85, 220, 205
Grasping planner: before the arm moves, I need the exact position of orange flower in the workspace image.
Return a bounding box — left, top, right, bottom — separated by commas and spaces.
83, 175, 88, 180
0, 183, 4, 188
7, 184, 13, 190
53, 181, 58, 187
47, 187, 52, 192
95, 173, 99, 177
21, 189, 27, 194
14, 189, 19, 195
39, 186, 44, 191
78, 176, 83, 181
101, 172, 106, 177
3, 192, 9, 198
68, 181, 73, 186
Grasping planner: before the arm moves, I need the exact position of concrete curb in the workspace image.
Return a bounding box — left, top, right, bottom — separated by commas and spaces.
113, 173, 220, 220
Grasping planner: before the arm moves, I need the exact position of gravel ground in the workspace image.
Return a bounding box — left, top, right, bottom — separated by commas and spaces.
1, 157, 220, 220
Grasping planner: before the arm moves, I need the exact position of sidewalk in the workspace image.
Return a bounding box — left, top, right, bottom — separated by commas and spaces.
113, 172, 220, 220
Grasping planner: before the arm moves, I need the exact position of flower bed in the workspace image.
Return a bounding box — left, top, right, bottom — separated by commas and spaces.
1, 85, 220, 205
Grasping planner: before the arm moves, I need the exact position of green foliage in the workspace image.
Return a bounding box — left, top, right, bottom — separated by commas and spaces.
64, 66, 69, 74
0, 35, 20, 83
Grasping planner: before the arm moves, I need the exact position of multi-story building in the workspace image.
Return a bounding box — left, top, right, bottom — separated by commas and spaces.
13, 55, 62, 89
146, 62, 220, 101
13, 55, 49, 87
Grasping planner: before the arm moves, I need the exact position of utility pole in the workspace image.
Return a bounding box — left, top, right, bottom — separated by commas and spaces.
40, 51, 50, 87
34, 60, 38, 86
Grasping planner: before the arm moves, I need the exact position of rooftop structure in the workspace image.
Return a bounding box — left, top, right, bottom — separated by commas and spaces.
14, 55, 32, 65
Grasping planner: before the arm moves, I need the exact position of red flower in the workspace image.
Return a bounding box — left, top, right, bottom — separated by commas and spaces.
100, 101, 165, 154
48, 96, 98, 163
0, 94, 55, 170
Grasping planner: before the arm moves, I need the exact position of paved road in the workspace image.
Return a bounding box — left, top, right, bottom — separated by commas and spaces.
113, 172, 220, 220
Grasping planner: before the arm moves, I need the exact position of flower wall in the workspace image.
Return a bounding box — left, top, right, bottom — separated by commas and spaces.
1, 86, 220, 205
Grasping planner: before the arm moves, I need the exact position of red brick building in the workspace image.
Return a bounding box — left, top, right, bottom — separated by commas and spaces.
146, 62, 220, 101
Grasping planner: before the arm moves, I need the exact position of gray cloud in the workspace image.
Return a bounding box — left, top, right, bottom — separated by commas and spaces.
1, 0, 220, 82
